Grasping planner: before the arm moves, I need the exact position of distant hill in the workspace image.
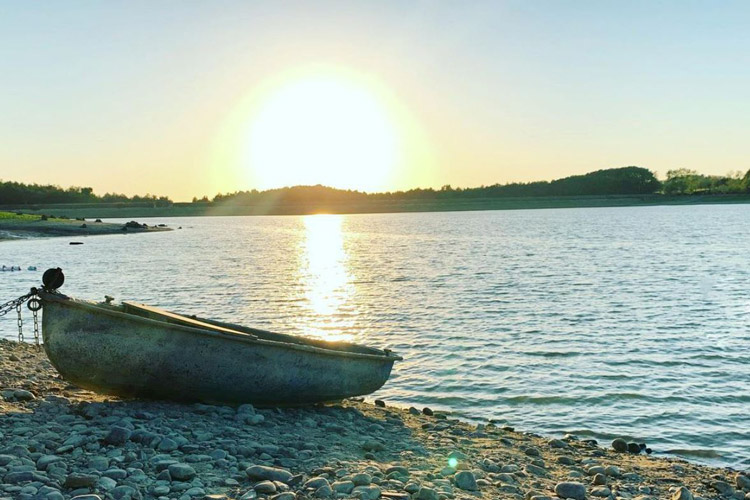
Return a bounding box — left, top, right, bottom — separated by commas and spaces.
210, 166, 663, 206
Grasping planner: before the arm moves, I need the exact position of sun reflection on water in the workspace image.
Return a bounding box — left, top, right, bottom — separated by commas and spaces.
300, 215, 355, 341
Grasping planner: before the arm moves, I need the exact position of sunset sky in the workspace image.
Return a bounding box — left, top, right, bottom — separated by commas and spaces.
2, 1, 749, 201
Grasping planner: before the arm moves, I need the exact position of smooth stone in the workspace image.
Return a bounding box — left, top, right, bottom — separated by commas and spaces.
353, 473, 373, 486
111, 486, 136, 500
549, 439, 568, 449
737, 475, 750, 491
627, 442, 641, 454
14, 389, 36, 401
386, 466, 409, 477
416, 487, 439, 500
246, 465, 293, 484
352, 485, 381, 500
362, 440, 385, 452
65, 473, 99, 488
158, 438, 178, 452
36, 455, 64, 471
526, 464, 548, 477
611, 439, 628, 453
672, 487, 693, 500
71, 496, 103, 500
404, 483, 420, 494
587, 466, 605, 476
591, 487, 610, 497
87, 456, 109, 471
255, 481, 277, 494
103, 469, 128, 480
304, 477, 331, 490
104, 427, 132, 445
592, 473, 607, 486
169, 463, 197, 481
97, 477, 117, 491
332, 481, 355, 494
554, 482, 586, 500
713, 481, 735, 496
272, 493, 296, 500
314, 484, 333, 498
604, 466, 620, 477
454, 471, 478, 491
557, 457, 576, 466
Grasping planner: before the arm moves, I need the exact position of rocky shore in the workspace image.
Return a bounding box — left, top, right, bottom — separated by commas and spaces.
0, 212, 170, 240
1, 339, 747, 500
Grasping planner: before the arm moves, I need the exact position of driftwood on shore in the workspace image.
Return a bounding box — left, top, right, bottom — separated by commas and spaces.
0, 339, 747, 500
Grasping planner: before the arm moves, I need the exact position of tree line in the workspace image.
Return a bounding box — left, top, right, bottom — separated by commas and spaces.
0, 180, 172, 206
209, 166, 750, 205
3, 166, 750, 206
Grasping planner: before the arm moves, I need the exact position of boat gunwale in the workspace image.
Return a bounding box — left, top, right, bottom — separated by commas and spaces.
39, 291, 403, 362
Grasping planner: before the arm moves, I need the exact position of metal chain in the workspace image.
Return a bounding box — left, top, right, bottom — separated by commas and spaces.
0, 292, 36, 344
17, 303, 24, 342
32, 307, 40, 345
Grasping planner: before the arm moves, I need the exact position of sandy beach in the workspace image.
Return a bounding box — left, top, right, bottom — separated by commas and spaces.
1, 339, 747, 500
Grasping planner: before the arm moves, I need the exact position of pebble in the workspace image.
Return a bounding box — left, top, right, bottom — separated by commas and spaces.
592, 473, 606, 485
304, 477, 331, 490
611, 438, 628, 453
737, 475, 750, 491
353, 473, 373, 486
352, 485, 381, 500
332, 480, 355, 494
272, 493, 296, 500
168, 463, 197, 481
712, 480, 735, 496
104, 426, 132, 445
672, 486, 694, 500
65, 473, 99, 488
315, 484, 333, 498
590, 486, 610, 497
454, 471, 478, 491
525, 464, 549, 477
554, 482, 587, 500
246, 465, 294, 484
416, 487, 439, 500
363, 440, 385, 452
255, 480, 278, 494
627, 442, 641, 454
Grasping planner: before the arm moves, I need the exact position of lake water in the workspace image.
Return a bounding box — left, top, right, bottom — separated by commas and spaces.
1, 205, 748, 468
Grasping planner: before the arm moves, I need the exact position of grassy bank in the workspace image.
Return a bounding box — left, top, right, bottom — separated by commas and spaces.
0, 211, 171, 240
3, 193, 750, 220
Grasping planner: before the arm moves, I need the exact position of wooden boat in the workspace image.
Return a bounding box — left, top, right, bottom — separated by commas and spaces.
38, 290, 401, 405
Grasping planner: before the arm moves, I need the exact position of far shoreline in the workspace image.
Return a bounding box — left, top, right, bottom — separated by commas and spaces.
3, 193, 750, 220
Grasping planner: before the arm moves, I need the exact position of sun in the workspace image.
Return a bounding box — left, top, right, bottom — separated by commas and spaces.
244, 72, 399, 191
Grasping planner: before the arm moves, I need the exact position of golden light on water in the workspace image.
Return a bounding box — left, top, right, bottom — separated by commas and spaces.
300, 214, 355, 341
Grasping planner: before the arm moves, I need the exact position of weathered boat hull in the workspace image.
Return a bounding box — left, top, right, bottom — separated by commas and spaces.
40, 293, 399, 405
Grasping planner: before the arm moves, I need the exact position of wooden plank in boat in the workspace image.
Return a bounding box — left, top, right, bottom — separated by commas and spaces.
122, 301, 258, 340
